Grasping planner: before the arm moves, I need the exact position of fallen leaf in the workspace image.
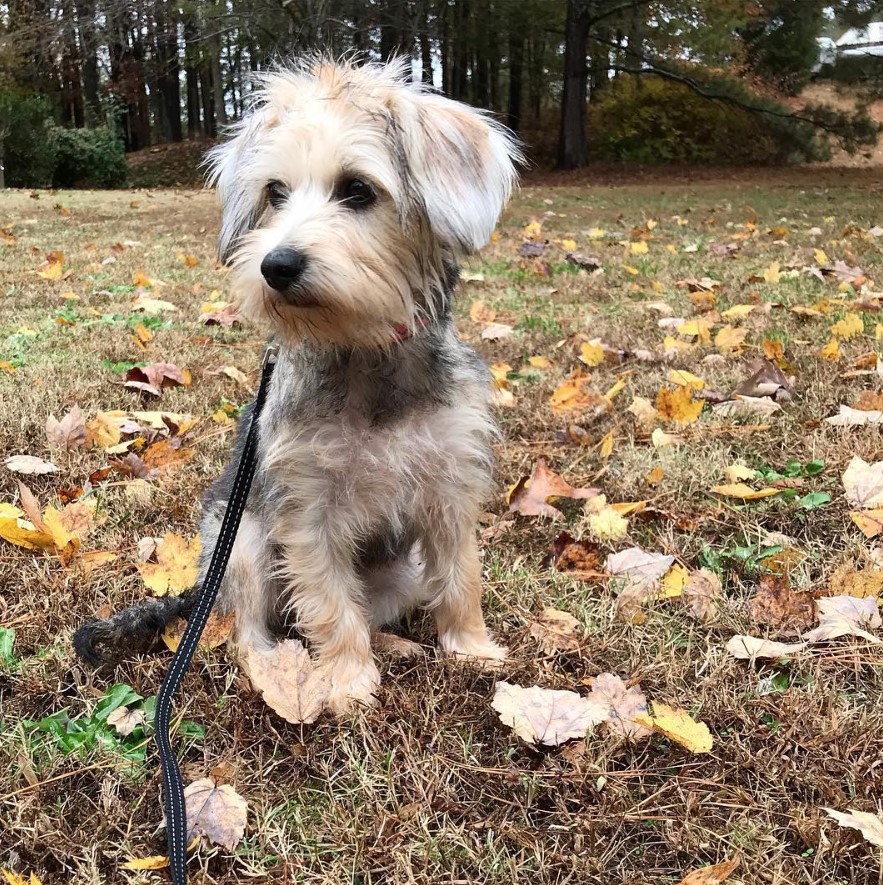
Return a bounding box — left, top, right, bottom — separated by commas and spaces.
726, 635, 806, 660
542, 532, 602, 576
660, 563, 689, 598
106, 706, 146, 737
715, 325, 748, 353
676, 858, 740, 885
491, 682, 607, 746
721, 304, 755, 320
633, 702, 713, 753
646, 466, 665, 486
825, 808, 883, 849
579, 340, 604, 367
586, 672, 651, 739
124, 362, 191, 397
45, 405, 87, 451
656, 385, 703, 426
711, 483, 781, 501
831, 312, 864, 340
121, 856, 171, 871
748, 574, 815, 636
2, 872, 42, 885
469, 300, 496, 323
842, 457, 883, 508
178, 253, 200, 268
712, 396, 781, 418
724, 463, 757, 483
86, 411, 123, 449
614, 576, 657, 623
132, 296, 177, 314
667, 369, 705, 390
850, 510, 883, 538
0, 503, 53, 551
550, 370, 606, 415
683, 569, 724, 623
201, 303, 241, 326
162, 610, 235, 652
588, 505, 629, 541
481, 323, 513, 340
818, 337, 841, 361
825, 405, 883, 426
802, 595, 881, 643
529, 608, 584, 653
241, 639, 330, 724
4, 456, 59, 475
182, 777, 247, 851
137, 532, 201, 596
729, 359, 793, 400
508, 459, 598, 520
607, 547, 675, 582
828, 566, 883, 598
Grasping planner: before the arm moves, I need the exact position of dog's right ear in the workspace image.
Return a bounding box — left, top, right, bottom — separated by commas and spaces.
205, 114, 266, 265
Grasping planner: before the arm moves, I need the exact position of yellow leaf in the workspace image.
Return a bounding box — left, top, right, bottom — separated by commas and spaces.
132, 322, 154, 345
36, 252, 64, 280
599, 430, 614, 460
604, 377, 627, 401
633, 702, 713, 753
528, 356, 551, 369
212, 409, 234, 425
763, 261, 781, 284
724, 464, 757, 483
588, 227, 606, 239
850, 509, 883, 539
818, 337, 841, 361
2, 873, 42, 885
162, 610, 235, 652
715, 325, 748, 353
561, 238, 577, 252
623, 264, 640, 275
676, 858, 739, 885
550, 371, 597, 415
663, 335, 692, 355
721, 304, 754, 320
814, 248, 829, 265
677, 318, 713, 343
178, 253, 200, 268
610, 501, 646, 516
86, 411, 122, 449
667, 369, 704, 390
523, 220, 542, 238
875, 322, 883, 341
137, 532, 202, 596
667, 244, 677, 254
121, 856, 170, 871
660, 564, 688, 599
711, 483, 781, 500
132, 269, 153, 288
656, 385, 703, 426
579, 340, 604, 367
0, 362, 16, 374
0, 505, 54, 551
646, 466, 665, 486
588, 507, 629, 541
831, 312, 864, 340
489, 362, 512, 385
629, 240, 649, 255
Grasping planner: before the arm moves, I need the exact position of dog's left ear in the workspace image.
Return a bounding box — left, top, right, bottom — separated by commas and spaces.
205, 114, 266, 265
397, 92, 521, 255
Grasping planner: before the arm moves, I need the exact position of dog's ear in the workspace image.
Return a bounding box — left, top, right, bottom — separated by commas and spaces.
397, 92, 521, 255
205, 114, 266, 265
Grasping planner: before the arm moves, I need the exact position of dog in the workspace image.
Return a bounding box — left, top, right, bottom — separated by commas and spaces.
74, 55, 521, 712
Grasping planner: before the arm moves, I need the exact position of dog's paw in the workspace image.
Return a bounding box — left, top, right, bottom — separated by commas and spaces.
439, 630, 508, 670
321, 658, 381, 715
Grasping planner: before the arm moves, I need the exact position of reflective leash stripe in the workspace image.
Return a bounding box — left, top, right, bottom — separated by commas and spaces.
155, 344, 277, 885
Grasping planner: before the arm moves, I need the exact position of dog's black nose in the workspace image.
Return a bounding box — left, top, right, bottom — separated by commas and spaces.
261, 248, 307, 291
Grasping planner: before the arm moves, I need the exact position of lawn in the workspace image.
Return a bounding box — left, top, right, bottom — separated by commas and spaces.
1, 170, 882, 884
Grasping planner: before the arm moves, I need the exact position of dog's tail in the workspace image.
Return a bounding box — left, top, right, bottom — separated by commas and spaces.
73, 590, 198, 666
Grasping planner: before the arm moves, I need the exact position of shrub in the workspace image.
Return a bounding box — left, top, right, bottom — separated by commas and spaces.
588, 73, 829, 165
50, 126, 127, 188
0, 89, 57, 187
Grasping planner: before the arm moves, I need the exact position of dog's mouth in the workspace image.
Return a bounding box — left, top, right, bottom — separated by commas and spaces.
272, 285, 322, 309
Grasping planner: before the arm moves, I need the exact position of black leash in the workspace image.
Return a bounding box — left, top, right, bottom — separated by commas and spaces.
155, 343, 277, 884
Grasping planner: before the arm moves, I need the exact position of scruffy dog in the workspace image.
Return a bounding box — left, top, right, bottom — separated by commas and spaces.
75, 56, 521, 711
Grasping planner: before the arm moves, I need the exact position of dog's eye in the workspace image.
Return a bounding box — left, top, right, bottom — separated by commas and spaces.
267, 181, 288, 210
339, 178, 376, 209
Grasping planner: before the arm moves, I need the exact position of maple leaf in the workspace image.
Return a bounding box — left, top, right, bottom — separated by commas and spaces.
802, 596, 881, 644
656, 385, 703, 426
106, 706, 146, 736
676, 858, 740, 885
849, 509, 883, 538
162, 610, 235, 653
579, 340, 604, 367
633, 702, 714, 753
124, 362, 191, 397
831, 312, 864, 340
748, 574, 815, 636
667, 369, 704, 390
491, 682, 608, 746
586, 672, 651, 739
507, 459, 599, 520
824, 808, 883, 849
181, 777, 248, 851
137, 532, 201, 595
528, 608, 584, 653
36, 251, 64, 280
683, 569, 723, 623
46, 405, 87, 451
842, 456, 883, 508
241, 639, 330, 724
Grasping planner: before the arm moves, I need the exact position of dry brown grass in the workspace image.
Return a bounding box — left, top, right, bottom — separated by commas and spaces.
1, 173, 883, 884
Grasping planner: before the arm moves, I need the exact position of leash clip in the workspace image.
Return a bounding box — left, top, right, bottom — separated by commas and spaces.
263, 342, 280, 369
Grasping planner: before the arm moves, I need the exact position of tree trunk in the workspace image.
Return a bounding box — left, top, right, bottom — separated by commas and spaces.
452, 0, 470, 100
418, 0, 434, 85
75, 0, 102, 126
507, 1, 524, 132
557, 0, 590, 170
184, 13, 201, 139
200, 59, 215, 138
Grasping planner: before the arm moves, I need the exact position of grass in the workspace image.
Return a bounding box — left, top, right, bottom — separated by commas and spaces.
1, 170, 883, 884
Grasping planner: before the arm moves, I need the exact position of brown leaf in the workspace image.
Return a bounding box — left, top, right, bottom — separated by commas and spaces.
683, 569, 724, 623
124, 362, 191, 397
542, 531, 602, 576
676, 858, 740, 885
106, 706, 146, 737
528, 607, 584, 653
162, 610, 235, 652
606, 547, 675, 582
729, 358, 794, 401
141, 439, 194, 472
748, 574, 815, 637
201, 304, 242, 326
802, 596, 881, 643
508, 459, 599, 520
614, 576, 656, 624
855, 391, 883, 412
491, 682, 608, 746
849, 510, 883, 539
587, 673, 651, 739
827, 566, 883, 599
241, 639, 330, 724
46, 405, 87, 451
182, 777, 248, 851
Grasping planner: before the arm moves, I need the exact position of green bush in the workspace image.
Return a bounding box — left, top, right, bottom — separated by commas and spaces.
588, 73, 829, 165
50, 126, 128, 188
0, 89, 57, 187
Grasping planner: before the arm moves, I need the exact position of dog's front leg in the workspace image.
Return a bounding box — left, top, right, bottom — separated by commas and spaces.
276, 515, 379, 713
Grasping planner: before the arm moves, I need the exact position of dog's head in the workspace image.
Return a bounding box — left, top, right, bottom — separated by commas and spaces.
207, 56, 521, 347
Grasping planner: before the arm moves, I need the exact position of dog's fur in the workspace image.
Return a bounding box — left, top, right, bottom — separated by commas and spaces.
74, 56, 521, 711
